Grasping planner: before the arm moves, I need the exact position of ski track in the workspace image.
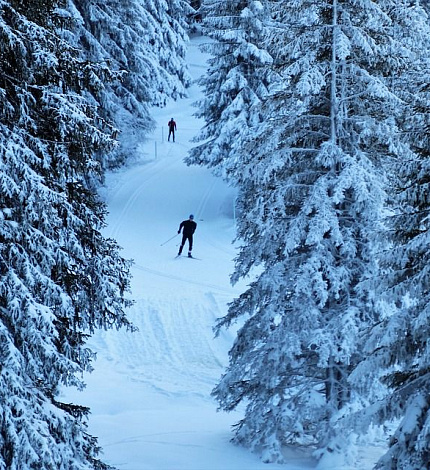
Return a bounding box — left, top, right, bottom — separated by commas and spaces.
107, 155, 178, 240
78, 35, 253, 469
133, 262, 237, 295
69, 36, 325, 470
94, 292, 230, 399
194, 177, 218, 220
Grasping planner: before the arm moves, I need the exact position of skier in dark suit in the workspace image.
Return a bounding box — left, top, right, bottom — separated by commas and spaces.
178, 214, 197, 257
168, 118, 177, 142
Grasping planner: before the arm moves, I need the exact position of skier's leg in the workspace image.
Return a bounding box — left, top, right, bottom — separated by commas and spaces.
178, 234, 186, 255
188, 235, 193, 256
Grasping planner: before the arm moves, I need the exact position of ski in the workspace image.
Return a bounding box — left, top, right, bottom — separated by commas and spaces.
175, 255, 201, 260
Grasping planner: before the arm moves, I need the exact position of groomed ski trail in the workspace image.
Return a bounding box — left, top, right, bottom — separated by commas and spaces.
66, 36, 317, 470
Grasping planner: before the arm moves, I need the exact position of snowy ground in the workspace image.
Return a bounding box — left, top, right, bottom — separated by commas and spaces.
65, 36, 384, 470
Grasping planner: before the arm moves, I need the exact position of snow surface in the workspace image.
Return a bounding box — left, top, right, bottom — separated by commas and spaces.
65, 36, 383, 470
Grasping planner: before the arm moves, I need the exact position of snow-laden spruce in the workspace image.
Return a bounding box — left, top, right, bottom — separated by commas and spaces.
69, 0, 192, 167
189, 0, 430, 466
186, 0, 275, 178
0, 1, 132, 468
351, 3, 430, 468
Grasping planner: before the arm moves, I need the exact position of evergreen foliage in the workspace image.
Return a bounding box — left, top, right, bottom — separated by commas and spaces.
70, 0, 192, 167
189, 0, 430, 465
0, 0, 132, 467
3, 0, 430, 466
186, 0, 274, 178
352, 4, 430, 467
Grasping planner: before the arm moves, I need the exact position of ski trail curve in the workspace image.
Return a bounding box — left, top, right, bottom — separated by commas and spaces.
64, 35, 308, 470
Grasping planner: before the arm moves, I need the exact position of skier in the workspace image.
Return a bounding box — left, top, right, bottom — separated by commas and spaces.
168, 118, 177, 142
177, 214, 197, 257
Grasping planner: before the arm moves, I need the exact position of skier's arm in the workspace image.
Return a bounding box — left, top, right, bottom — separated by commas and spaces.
178, 221, 183, 234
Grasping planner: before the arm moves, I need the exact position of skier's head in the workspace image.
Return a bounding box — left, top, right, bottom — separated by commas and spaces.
189, 214, 194, 220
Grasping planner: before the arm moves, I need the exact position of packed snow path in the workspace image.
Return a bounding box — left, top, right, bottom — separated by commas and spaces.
68, 37, 318, 470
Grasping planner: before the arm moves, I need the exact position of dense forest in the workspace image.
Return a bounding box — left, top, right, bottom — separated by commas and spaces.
1, 0, 430, 469
0, 0, 191, 468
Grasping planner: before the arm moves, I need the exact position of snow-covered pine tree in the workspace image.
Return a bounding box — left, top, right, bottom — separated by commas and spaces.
204, 0, 421, 464
186, 0, 202, 29
0, 1, 132, 468
157, 0, 193, 91
69, 0, 154, 168
186, 0, 275, 179
349, 3, 430, 468
70, 0, 191, 166
188, 0, 201, 12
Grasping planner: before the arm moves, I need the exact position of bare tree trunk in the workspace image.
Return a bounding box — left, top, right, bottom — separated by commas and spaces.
330, 0, 338, 144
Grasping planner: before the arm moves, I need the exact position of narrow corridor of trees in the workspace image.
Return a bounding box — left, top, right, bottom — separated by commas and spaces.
1, 0, 430, 468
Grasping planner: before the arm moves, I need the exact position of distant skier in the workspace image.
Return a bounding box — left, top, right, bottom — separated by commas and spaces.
177, 214, 197, 257
168, 118, 177, 142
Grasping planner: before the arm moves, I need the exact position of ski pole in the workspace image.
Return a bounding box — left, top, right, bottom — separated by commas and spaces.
160, 233, 179, 246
